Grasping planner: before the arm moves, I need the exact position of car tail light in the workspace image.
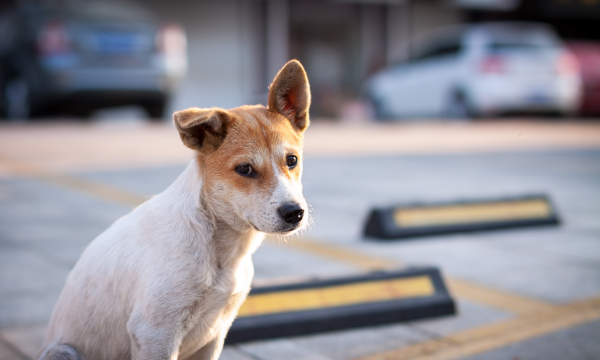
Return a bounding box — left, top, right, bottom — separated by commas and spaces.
479, 56, 505, 74
156, 23, 187, 56
556, 52, 579, 76
38, 22, 70, 55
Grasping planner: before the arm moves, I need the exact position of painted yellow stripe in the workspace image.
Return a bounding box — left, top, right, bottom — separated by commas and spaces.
354, 296, 600, 360
393, 199, 552, 228
1, 156, 557, 316
5, 152, 599, 360
238, 276, 435, 317
446, 278, 558, 315
0, 155, 147, 207
279, 237, 555, 315
0, 336, 30, 360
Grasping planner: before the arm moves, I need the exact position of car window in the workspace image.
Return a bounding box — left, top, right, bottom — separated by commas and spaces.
483, 24, 560, 52
412, 42, 462, 62
488, 42, 558, 51
24, 1, 154, 22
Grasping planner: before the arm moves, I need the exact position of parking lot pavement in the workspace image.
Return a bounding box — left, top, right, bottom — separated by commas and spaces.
0, 120, 599, 360
462, 319, 600, 360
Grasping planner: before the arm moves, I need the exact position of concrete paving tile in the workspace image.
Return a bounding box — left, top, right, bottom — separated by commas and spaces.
565, 215, 600, 232
462, 319, 600, 360
491, 246, 600, 271
356, 235, 600, 303
488, 263, 600, 304
303, 210, 368, 244
283, 322, 432, 360
352, 232, 497, 267
0, 178, 131, 228
301, 151, 600, 246
408, 299, 513, 337
0, 178, 130, 268
253, 242, 358, 279
0, 324, 46, 359
0, 292, 60, 329
0, 339, 27, 360
238, 339, 336, 360
481, 227, 591, 248
0, 179, 133, 329
75, 165, 186, 197
483, 232, 600, 268
220, 346, 258, 360
53, 150, 600, 254
25, 244, 88, 270
1, 149, 598, 358
0, 248, 70, 295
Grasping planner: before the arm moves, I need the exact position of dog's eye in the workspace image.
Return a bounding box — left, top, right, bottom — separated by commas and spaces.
235, 164, 256, 177
287, 155, 298, 168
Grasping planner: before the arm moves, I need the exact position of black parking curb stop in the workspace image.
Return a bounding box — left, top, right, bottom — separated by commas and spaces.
225, 267, 455, 344
364, 194, 560, 240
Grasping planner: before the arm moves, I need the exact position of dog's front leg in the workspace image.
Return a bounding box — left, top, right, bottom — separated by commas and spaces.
127, 309, 185, 360
186, 327, 228, 360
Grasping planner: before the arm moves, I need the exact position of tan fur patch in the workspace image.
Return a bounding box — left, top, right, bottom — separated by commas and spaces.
203, 106, 303, 203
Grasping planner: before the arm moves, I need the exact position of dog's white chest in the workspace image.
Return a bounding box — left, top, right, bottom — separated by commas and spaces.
178, 258, 254, 359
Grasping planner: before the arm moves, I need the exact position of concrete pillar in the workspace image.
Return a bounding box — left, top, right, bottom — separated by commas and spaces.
359, 5, 386, 77
241, 0, 268, 104
266, 0, 290, 83
386, 0, 411, 65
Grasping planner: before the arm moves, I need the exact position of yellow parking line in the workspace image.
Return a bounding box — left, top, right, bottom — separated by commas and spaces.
446, 278, 558, 315
0, 155, 147, 207
0, 336, 30, 360
278, 237, 556, 314
4, 154, 600, 359
354, 296, 600, 360
0, 156, 559, 315
6, 154, 597, 359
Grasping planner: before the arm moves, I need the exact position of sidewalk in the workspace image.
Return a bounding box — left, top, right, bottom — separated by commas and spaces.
1, 119, 600, 172
1, 120, 599, 360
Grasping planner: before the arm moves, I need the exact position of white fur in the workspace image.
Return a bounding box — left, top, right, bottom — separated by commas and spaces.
40, 58, 311, 360
40, 158, 276, 360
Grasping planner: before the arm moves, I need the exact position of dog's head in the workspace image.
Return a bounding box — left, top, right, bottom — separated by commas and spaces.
174, 60, 310, 235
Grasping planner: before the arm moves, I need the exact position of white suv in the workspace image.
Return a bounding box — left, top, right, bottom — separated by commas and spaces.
365, 22, 581, 119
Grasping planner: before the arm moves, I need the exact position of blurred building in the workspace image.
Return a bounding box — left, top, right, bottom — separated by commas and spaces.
2, 0, 598, 118
144, 0, 464, 116
139, 0, 599, 118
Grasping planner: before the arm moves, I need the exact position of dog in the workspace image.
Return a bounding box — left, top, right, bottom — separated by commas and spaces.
38, 60, 311, 360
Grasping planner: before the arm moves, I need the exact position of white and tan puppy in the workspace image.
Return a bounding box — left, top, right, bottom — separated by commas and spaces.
38, 60, 311, 360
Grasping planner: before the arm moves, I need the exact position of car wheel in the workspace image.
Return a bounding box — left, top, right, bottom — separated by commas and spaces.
444, 92, 472, 120
144, 100, 166, 121
5, 78, 30, 121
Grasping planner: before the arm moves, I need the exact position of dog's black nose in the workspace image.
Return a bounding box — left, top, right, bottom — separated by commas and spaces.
278, 203, 304, 224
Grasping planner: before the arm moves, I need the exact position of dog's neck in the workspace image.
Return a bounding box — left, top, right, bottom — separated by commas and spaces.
211, 218, 263, 270
163, 158, 264, 270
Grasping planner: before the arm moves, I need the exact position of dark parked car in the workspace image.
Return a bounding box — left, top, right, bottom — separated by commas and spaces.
0, 1, 187, 120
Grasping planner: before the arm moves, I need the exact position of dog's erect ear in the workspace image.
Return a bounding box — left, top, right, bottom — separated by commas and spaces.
173, 107, 234, 152
268, 60, 311, 133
